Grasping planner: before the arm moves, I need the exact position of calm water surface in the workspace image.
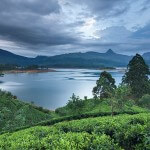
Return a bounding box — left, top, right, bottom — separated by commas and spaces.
0, 69, 124, 109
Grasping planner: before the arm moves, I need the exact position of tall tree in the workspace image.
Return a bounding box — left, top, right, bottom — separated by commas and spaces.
122, 54, 150, 98
93, 71, 116, 99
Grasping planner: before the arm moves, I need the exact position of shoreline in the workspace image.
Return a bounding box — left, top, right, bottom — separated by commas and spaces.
3, 69, 56, 74
1, 67, 127, 74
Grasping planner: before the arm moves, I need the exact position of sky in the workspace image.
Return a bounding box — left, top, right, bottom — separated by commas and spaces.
0, 0, 150, 57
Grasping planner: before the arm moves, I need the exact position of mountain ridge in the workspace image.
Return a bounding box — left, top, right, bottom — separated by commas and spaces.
0, 48, 149, 68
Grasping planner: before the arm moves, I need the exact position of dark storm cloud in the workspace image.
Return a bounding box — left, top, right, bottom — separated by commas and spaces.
0, 0, 78, 50
0, 0, 60, 15
0, 23, 77, 46
0, 0, 150, 56
132, 24, 150, 39
72, 0, 150, 55
72, 0, 130, 18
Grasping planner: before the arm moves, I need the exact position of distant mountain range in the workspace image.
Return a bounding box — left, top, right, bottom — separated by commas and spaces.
0, 49, 150, 68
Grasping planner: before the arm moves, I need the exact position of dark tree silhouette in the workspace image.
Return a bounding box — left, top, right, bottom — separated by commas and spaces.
93, 71, 116, 99
122, 54, 150, 98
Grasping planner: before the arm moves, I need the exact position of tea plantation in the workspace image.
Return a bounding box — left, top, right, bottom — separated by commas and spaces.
0, 90, 56, 133
0, 113, 150, 150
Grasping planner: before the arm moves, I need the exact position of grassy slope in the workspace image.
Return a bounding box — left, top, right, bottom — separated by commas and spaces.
55, 98, 148, 116
0, 91, 56, 133
0, 113, 150, 149
0, 91, 150, 149
0, 91, 148, 134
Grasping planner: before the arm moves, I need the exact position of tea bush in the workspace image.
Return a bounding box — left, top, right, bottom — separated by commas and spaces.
0, 90, 54, 134
0, 113, 149, 150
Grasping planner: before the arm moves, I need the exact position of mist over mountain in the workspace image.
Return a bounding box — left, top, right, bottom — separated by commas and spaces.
0, 48, 149, 68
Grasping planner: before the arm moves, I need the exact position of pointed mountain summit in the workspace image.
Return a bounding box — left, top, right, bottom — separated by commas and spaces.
105, 49, 116, 55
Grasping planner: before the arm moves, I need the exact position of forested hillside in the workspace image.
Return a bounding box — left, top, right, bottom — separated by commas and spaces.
0, 90, 55, 133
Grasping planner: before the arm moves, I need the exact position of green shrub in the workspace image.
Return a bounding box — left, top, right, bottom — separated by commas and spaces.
139, 94, 150, 109
0, 127, 121, 150
0, 113, 149, 150
59, 94, 85, 115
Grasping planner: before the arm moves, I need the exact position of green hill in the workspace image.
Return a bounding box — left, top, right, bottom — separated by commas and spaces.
0, 90, 148, 134
0, 90, 149, 149
0, 90, 55, 133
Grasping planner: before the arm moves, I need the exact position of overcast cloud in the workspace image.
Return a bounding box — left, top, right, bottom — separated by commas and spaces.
0, 0, 150, 56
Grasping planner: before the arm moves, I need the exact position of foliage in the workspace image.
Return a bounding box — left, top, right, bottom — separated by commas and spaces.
55, 95, 147, 117
93, 71, 116, 99
4, 105, 147, 134
139, 94, 150, 109
108, 85, 132, 116
123, 54, 150, 98
0, 127, 121, 150
66, 94, 84, 114
114, 85, 131, 100
56, 94, 85, 116
0, 113, 150, 150
0, 90, 54, 134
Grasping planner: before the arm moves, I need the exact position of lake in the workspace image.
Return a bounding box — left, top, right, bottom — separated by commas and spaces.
0, 68, 125, 110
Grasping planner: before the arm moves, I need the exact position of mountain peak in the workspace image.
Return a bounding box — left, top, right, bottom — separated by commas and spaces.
106, 49, 115, 54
